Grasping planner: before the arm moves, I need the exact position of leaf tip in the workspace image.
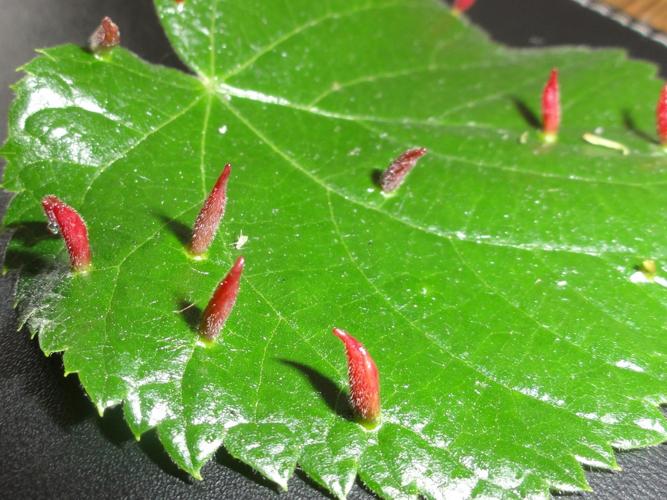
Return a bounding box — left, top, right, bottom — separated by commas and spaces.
95, 403, 106, 418
191, 469, 203, 481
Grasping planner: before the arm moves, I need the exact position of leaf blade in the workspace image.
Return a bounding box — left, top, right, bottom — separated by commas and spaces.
2, 0, 666, 497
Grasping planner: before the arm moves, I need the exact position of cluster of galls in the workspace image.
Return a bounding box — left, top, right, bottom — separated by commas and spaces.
43, 14, 424, 427
540, 68, 667, 148
41, 162, 381, 424
452, 1, 667, 148
42, 163, 242, 339
37, 11, 667, 428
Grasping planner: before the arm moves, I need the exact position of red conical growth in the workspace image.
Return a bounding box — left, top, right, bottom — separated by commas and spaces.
190, 164, 231, 256
379, 147, 427, 193
656, 84, 667, 146
199, 256, 244, 340
542, 68, 560, 140
453, 0, 476, 14
41, 196, 92, 272
89, 17, 120, 52
332, 328, 381, 423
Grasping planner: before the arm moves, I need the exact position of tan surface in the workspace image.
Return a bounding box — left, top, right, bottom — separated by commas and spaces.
602, 0, 667, 32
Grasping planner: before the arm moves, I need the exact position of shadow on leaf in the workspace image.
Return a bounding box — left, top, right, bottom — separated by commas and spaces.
370, 169, 383, 190
277, 359, 353, 421
511, 96, 540, 129
7, 221, 59, 247
154, 212, 191, 247
4, 249, 53, 276
3, 221, 59, 276
175, 298, 202, 333
622, 110, 657, 145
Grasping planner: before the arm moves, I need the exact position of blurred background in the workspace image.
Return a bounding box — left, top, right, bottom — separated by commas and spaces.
591, 0, 667, 35
0, 1, 665, 498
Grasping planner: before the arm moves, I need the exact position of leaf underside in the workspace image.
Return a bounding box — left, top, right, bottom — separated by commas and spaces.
2, 0, 667, 498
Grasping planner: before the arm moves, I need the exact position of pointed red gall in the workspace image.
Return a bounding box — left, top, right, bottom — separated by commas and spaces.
89, 17, 120, 52
453, 0, 476, 14
332, 328, 381, 424
199, 256, 244, 340
656, 84, 667, 146
379, 148, 427, 193
41, 196, 92, 272
542, 68, 560, 142
190, 164, 232, 256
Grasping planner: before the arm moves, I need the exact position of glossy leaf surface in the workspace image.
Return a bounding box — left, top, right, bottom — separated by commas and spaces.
2, 0, 666, 497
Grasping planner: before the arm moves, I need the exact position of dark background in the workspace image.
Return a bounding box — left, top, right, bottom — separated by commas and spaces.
0, 1, 665, 498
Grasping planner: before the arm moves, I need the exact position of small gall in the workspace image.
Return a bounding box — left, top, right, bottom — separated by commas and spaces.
542, 69, 560, 143
190, 164, 231, 256
452, 0, 476, 15
642, 259, 657, 276
41, 195, 92, 272
379, 148, 427, 193
199, 256, 244, 340
656, 84, 667, 147
332, 328, 381, 426
89, 17, 120, 53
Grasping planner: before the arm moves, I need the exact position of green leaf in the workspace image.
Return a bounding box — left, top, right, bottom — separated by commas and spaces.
2, 0, 666, 497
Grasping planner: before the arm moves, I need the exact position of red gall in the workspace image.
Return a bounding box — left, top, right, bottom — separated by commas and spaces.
199, 256, 244, 340
379, 148, 427, 194
89, 17, 120, 52
453, 0, 476, 15
190, 164, 232, 256
542, 68, 560, 143
656, 84, 667, 146
41, 195, 92, 272
332, 328, 381, 425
